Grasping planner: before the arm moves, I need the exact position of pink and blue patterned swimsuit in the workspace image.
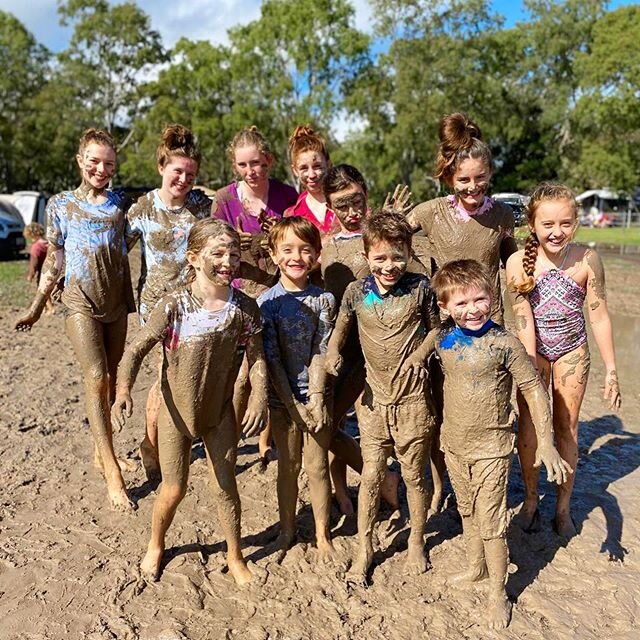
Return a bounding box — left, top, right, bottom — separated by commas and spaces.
529, 267, 587, 362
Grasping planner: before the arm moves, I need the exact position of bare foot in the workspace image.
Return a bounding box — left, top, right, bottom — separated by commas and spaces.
316, 538, 337, 564
486, 590, 512, 629
94, 449, 136, 475
404, 541, 429, 575
448, 562, 488, 585
335, 491, 354, 517
140, 547, 164, 582
554, 512, 577, 540
140, 441, 161, 482
381, 470, 400, 511
227, 557, 253, 585
347, 544, 373, 586
273, 531, 295, 564
258, 447, 274, 474
108, 485, 137, 513
513, 501, 540, 533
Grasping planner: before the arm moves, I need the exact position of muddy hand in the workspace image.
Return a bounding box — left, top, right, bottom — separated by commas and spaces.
242, 399, 268, 437
111, 393, 133, 432
383, 184, 413, 216
15, 312, 39, 332
325, 351, 343, 376
289, 400, 315, 432
399, 353, 424, 377
258, 209, 277, 234
51, 277, 65, 303
235, 219, 254, 251
306, 393, 329, 433
535, 446, 573, 485
603, 370, 621, 411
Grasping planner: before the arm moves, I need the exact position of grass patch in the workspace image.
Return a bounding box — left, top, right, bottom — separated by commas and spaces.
515, 226, 640, 246
0, 255, 34, 309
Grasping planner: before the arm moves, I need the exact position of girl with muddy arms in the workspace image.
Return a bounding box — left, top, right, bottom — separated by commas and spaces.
406, 112, 518, 513
15, 128, 136, 512
125, 124, 212, 480
112, 218, 268, 584
506, 183, 621, 539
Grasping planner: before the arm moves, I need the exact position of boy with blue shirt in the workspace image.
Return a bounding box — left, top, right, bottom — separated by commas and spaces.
258, 216, 336, 561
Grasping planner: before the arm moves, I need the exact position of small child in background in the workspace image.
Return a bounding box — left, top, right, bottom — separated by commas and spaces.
258, 216, 336, 561
24, 223, 54, 314
403, 259, 571, 630
325, 211, 440, 584
112, 218, 267, 584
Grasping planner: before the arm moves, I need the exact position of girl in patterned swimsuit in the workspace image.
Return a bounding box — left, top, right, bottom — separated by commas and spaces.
506, 182, 621, 539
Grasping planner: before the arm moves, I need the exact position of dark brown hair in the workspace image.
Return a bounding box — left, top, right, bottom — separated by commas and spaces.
268, 216, 322, 254
288, 125, 330, 166
156, 123, 201, 168
77, 128, 117, 156
431, 259, 494, 304
434, 112, 492, 186
185, 218, 240, 283
323, 163, 368, 203
227, 126, 274, 165
362, 210, 413, 254
513, 182, 578, 294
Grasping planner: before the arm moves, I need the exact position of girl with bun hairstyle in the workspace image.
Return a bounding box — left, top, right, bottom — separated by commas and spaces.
126, 124, 213, 480
285, 126, 338, 236
15, 128, 137, 512
406, 113, 518, 513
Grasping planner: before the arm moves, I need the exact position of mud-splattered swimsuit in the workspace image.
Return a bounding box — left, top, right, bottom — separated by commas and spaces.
528, 257, 587, 362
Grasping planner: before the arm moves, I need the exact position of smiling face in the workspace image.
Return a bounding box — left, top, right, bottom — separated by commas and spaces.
269, 227, 319, 289
451, 156, 491, 212
365, 239, 410, 294
159, 156, 198, 203
328, 184, 368, 232
440, 285, 492, 331
292, 149, 329, 196
531, 199, 577, 258
188, 233, 241, 287
76, 143, 116, 190
233, 144, 272, 190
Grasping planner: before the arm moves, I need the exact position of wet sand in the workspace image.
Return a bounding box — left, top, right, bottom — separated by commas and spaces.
0, 253, 638, 639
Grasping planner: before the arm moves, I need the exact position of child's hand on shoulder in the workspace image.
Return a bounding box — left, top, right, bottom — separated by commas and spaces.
306, 393, 330, 433
111, 391, 133, 432
604, 369, 621, 411
534, 445, 573, 485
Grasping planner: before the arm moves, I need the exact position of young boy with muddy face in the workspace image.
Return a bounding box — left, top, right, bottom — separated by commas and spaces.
112, 218, 268, 585
403, 259, 572, 630
258, 216, 336, 561
325, 211, 440, 584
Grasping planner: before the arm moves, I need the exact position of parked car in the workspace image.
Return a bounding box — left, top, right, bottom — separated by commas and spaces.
0, 198, 26, 258
492, 192, 528, 226
10, 191, 49, 227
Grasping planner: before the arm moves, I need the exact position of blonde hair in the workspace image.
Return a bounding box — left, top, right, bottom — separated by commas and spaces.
434, 112, 492, 186
512, 182, 578, 295
431, 259, 494, 304
24, 222, 46, 242
185, 218, 240, 283
156, 123, 201, 168
288, 125, 329, 166
77, 128, 117, 156
227, 126, 274, 166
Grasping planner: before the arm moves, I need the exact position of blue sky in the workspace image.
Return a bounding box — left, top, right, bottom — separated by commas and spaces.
0, 1, 635, 53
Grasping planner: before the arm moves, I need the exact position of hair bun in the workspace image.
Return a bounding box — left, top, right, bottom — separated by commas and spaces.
162, 123, 194, 150
438, 112, 482, 151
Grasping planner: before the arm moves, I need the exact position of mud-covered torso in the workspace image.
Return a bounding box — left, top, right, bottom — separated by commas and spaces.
341, 272, 439, 404
144, 287, 261, 435
46, 189, 132, 322
410, 197, 515, 321
435, 321, 538, 460
126, 189, 212, 322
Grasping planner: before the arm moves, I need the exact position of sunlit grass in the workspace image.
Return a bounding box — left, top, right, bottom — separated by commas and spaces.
515, 226, 640, 246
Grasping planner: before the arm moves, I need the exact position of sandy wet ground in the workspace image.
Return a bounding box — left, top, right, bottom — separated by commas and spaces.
0, 252, 638, 639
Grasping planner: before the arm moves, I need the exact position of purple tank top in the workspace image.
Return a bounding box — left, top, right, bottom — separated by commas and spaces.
529, 269, 587, 362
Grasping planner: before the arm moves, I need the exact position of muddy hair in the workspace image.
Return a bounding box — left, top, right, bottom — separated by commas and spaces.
434, 112, 492, 186
288, 125, 330, 166
513, 182, 578, 295
362, 210, 413, 254
431, 259, 494, 304
156, 123, 201, 168
24, 222, 46, 242
77, 128, 117, 156
185, 218, 240, 283
267, 215, 322, 254
227, 126, 274, 165
323, 163, 368, 203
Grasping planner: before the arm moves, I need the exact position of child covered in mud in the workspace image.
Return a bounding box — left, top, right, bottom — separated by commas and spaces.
403, 259, 572, 629
325, 211, 440, 583
112, 218, 267, 584
258, 216, 335, 560
15, 128, 136, 512
23, 223, 54, 315
506, 183, 621, 539
406, 112, 519, 513
125, 124, 212, 480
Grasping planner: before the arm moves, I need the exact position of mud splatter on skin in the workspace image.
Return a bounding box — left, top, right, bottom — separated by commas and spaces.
514, 314, 528, 331
559, 345, 590, 387
586, 249, 607, 302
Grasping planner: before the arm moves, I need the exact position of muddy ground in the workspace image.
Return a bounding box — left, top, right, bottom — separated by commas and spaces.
0, 251, 638, 640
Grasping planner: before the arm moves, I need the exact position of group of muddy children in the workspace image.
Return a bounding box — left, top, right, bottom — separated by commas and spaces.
16, 113, 621, 629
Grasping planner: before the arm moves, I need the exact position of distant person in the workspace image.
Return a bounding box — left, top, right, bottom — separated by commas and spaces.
23, 222, 53, 315
506, 182, 621, 539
